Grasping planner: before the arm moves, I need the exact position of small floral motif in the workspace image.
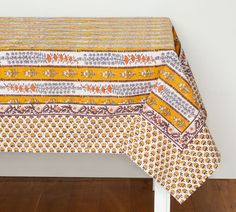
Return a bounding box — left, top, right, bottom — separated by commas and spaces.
178, 83, 190, 93
159, 105, 171, 116
4, 69, 19, 77
46, 53, 77, 64
153, 84, 165, 93
5, 83, 36, 93
85, 84, 113, 94
81, 70, 95, 78
140, 69, 154, 77
63, 70, 77, 77
102, 70, 115, 79
120, 70, 135, 79
123, 54, 155, 65
25, 70, 37, 77
159, 70, 174, 81
44, 69, 57, 77
147, 97, 157, 105
173, 117, 186, 128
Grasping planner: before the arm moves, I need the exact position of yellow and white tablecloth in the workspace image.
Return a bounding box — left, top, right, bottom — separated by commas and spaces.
0, 17, 220, 204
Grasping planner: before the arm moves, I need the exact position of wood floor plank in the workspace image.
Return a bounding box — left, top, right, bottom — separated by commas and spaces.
216, 180, 236, 212
0, 178, 154, 212
190, 180, 226, 212
171, 197, 195, 212
169, 179, 236, 212
35, 179, 73, 212
0, 178, 41, 212
130, 179, 154, 212
0, 178, 235, 212
67, 179, 102, 212
100, 179, 131, 212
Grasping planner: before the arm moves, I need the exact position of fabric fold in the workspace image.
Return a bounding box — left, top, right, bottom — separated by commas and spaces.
124, 115, 220, 204
141, 26, 208, 150
133, 25, 221, 203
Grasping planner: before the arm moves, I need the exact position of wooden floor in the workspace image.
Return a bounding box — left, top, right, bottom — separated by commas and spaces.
0, 178, 235, 212
171, 179, 236, 212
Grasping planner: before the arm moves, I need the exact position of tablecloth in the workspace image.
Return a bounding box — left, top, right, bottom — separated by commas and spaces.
0, 17, 220, 204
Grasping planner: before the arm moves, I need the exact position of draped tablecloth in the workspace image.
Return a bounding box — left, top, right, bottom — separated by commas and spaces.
0, 17, 220, 204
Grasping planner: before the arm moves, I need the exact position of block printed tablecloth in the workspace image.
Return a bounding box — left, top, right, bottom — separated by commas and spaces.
0, 18, 220, 204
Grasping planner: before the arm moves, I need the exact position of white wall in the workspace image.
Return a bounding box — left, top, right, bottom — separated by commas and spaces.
0, 0, 235, 178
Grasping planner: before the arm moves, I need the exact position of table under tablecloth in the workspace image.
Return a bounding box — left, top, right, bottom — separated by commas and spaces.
0, 17, 220, 204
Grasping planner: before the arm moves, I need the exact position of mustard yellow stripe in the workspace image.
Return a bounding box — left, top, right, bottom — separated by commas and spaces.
0, 41, 173, 46
0, 33, 172, 39
146, 93, 190, 132
0, 30, 172, 37
0, 66, 164, 81
0, 25, 171, 30
0, 37, 173, 43
158, 66, 200, 109
0, 95, 148, 104
0, 46, 174, 51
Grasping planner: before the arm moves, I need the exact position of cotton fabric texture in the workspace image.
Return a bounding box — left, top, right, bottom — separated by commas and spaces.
0, 17, 220, 204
